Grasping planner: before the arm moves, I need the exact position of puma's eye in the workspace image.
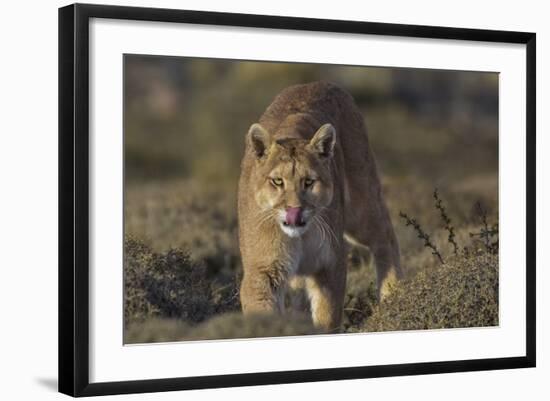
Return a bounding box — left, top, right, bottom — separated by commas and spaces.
271, 177, 283, 187
304, 178, 315, 188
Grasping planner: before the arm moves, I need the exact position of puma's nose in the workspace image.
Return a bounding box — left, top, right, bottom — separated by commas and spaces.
285, 207, 304, 227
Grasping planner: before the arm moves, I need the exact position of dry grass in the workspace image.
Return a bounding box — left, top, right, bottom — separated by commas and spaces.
123, 58, 499, 342
125, 313, 320, 344
124, 177, 498, 342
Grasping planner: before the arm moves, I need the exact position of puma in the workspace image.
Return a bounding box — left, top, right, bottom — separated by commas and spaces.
237, 81, 402, 331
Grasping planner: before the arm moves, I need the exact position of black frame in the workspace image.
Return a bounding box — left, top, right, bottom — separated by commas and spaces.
59, 3, 536, 397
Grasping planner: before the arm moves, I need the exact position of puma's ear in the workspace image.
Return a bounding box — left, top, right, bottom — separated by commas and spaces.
247, 123, 271, 159
309, 123, 336, 158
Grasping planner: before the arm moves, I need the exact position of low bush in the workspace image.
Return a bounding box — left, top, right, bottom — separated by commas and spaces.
365, 251, 498, 331
124, 185, 500, 341
124, 236, 240, 327
366, 191, 499, 332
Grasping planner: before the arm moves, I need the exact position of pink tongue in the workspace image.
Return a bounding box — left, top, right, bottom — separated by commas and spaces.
286, 207, 303, 226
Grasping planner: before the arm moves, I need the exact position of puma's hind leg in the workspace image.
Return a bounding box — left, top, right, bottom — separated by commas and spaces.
346, 214, 402, 300
345, 172, 403, 301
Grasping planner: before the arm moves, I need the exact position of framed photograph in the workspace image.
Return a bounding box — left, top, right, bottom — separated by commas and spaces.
58, 3, 536, 397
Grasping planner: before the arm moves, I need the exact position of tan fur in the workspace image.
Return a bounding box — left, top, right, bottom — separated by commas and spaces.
238, 81, 402, 332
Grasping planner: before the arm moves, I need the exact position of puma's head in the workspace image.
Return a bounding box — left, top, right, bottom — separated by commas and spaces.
247, 122, 336, 237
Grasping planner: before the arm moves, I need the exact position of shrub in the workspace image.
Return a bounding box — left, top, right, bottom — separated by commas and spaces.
124, 236, 240, 327
365, 252, 498, 331
370, 189, 499, 332
124, 185, 500, 339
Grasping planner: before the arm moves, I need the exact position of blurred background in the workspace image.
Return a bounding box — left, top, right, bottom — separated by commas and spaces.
123, 55, 499, 342
125, 55, 498, 185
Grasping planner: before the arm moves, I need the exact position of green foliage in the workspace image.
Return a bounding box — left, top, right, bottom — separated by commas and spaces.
365, 252, 498, 331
